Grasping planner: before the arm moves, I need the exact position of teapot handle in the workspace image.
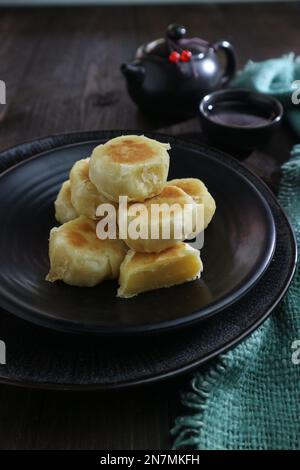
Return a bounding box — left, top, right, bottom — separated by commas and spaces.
212, 40, 236, 86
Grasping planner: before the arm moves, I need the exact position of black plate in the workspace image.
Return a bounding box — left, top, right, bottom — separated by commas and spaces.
0, 132, 276, 334
0, 138, 296, 389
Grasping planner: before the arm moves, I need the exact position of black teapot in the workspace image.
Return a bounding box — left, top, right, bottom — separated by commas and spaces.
121, 24, 236, 118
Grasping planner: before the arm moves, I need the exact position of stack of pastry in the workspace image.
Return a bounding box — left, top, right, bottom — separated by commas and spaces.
46, 135, 216, 298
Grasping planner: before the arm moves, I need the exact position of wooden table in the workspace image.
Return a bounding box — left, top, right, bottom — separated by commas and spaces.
0, 2, 298, 450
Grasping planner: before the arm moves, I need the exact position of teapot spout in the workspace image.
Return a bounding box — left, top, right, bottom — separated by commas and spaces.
121, 62, 145, 87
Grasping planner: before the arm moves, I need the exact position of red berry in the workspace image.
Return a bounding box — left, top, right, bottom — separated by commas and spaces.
169, 51, 180, 63
180, 50, 192, 62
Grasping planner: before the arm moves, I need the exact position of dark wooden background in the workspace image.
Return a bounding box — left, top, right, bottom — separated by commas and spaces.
0, 2, 299, 450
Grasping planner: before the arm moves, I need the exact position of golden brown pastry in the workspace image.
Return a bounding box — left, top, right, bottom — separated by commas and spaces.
46, 216, 127, 287
117, 242, 203, 298
89, 135, 170, 202
70, 158, 110, 220
119, 185, 203, 253
54, 180, 78, 224
167, 178, 216, 229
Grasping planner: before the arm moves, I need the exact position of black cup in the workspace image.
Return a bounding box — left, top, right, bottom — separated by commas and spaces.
199, 89, 283, 157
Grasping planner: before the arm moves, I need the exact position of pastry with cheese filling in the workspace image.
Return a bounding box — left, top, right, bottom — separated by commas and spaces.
54, 180, 78, 224
70, 158, 110, 220
167, 178, 216, 229
89, 135, 170, 202
119, 185, 203, 253
46, 216, 127, 287
117, 242, 202, 298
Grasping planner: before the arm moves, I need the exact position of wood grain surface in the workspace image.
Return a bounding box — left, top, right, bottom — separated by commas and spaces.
0, 2, 298, 450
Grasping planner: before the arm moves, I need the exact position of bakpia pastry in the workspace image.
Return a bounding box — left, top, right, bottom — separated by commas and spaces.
167, 178, 216, 229
70, 158, 110, 220
46, 216, 127, 287
48, 136, 216, 297
89, 135, 170, 202
117, 243, 203, 298
54, 180, 78, 224
119, 185, 203, 253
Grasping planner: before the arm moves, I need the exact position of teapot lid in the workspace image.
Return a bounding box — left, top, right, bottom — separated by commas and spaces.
137, 24, 211, 63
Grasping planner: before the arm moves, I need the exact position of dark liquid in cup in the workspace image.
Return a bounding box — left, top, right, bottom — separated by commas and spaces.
209, 101, 274, 127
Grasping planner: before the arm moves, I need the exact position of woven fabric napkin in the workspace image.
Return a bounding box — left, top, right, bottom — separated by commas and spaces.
232, 53, 300, 135
172, 55, 300, 450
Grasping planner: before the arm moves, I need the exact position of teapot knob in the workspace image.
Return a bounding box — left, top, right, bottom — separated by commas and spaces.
167, 24, 187, 41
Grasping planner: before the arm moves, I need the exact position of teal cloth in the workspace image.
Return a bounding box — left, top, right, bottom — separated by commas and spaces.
172, 56, 300, 450
232, 53, 300, 136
